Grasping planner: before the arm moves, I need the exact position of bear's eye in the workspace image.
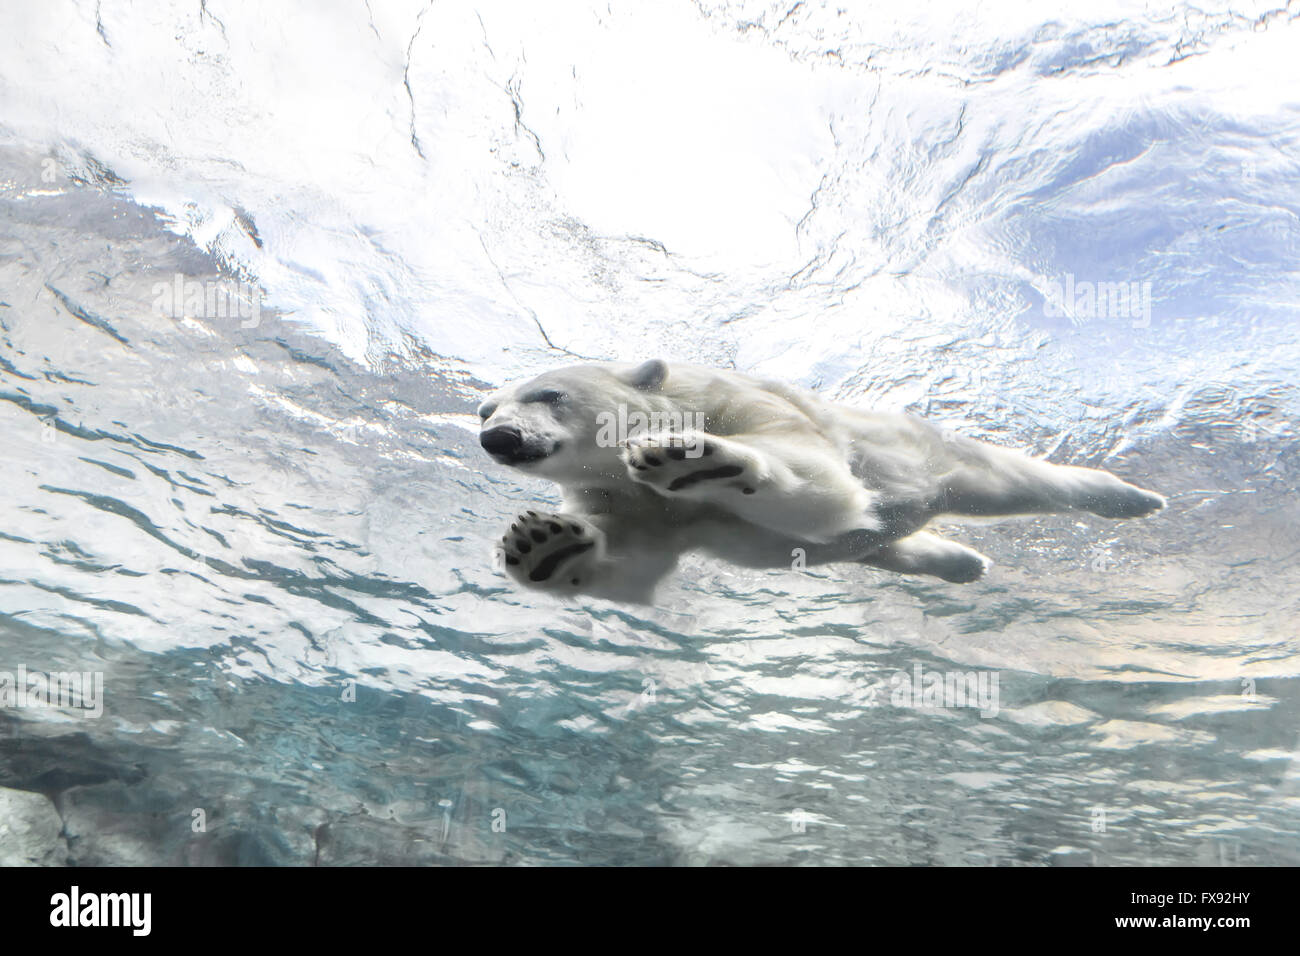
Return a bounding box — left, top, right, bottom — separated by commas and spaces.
477, 403, 497, 421
524, 389, 566, 406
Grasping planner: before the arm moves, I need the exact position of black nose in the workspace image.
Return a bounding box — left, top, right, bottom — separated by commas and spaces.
480, 425, 523, 457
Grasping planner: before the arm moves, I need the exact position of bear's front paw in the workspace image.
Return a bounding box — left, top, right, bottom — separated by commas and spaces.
496, 511, 605, 590
623, 432, 758, 498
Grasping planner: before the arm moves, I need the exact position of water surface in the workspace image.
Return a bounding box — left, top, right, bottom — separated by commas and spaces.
0, 0, 1297, 865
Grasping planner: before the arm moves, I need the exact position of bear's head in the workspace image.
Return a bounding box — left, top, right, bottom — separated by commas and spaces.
477, 359, 672, 483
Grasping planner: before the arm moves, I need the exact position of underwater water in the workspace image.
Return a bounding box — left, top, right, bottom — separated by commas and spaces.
0, 0, 1298, 865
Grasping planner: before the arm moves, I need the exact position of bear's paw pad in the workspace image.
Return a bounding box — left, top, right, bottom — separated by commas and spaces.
498, 511, 599, 588
623, 433, 754, 495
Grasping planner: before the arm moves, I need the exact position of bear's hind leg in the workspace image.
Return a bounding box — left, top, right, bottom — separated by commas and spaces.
938, 442, 1165, 520
861, 531, 990, 583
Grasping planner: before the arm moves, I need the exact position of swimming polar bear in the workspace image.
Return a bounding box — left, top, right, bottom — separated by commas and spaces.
478, 359, 1164, 603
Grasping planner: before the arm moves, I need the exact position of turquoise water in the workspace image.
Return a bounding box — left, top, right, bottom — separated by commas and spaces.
0, 0, 1298, 865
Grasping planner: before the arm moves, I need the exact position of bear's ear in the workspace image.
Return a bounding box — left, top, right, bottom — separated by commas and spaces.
624, 359, 668, 391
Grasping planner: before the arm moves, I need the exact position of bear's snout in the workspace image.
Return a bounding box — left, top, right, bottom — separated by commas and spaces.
480, 425, 524, 458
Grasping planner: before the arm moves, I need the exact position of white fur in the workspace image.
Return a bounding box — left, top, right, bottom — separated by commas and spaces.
479, 360, 1165, 603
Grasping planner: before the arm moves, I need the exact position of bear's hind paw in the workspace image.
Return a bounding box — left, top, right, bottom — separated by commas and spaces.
1082, 482, 1166, 519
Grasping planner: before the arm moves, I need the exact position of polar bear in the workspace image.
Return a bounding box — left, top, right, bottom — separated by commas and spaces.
478, 359, 1164, 603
